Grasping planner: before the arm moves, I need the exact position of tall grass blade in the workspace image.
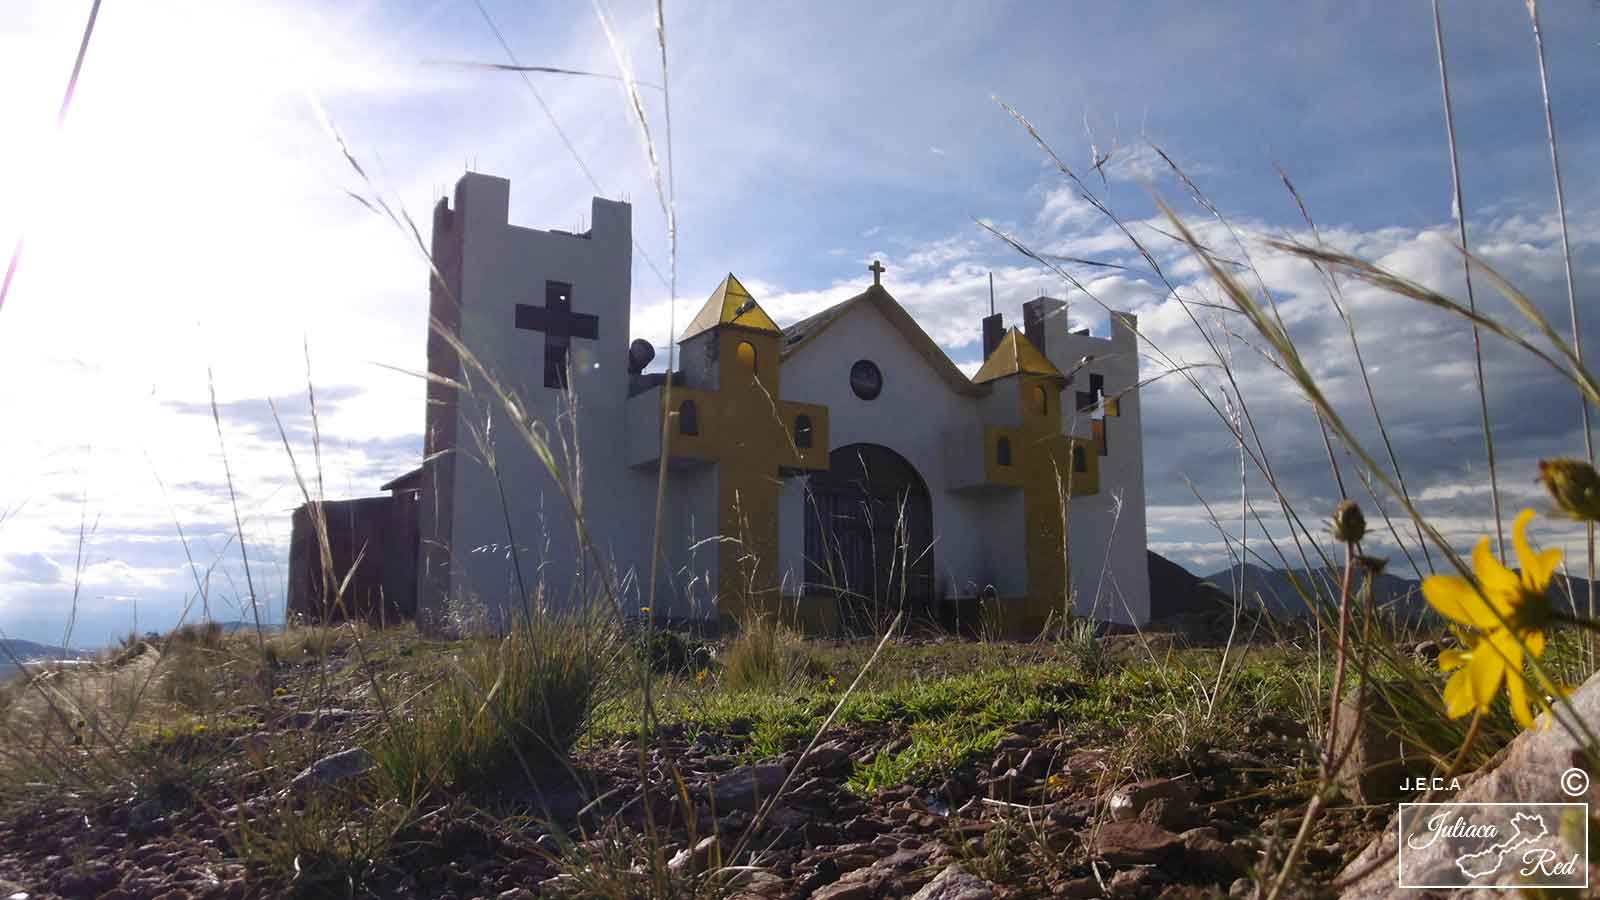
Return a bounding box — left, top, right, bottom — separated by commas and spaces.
1276, 166, 1432, 578
1525, 0, 1595, 665
207, 370, 266, 650
470, 0, 670, 289
421, 58, 658, 88
1431, 0, 1505, 560
0, 0, 104, 314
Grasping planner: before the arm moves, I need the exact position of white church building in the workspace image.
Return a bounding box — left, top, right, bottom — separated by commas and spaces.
294, 171, 1151, 635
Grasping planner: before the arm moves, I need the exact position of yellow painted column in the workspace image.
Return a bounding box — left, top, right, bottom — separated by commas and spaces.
983, 372, 1098, 634
664, 321, 828, 626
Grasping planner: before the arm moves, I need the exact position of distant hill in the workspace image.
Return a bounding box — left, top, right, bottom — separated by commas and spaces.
1197, 562, 1425, 619
1197, 561, 1597, 620
2, 638, 93, 662
1, 639, 95, 679
3, 622, 281, 675
1147, 551, 1230, 620
211, 620, 283, 636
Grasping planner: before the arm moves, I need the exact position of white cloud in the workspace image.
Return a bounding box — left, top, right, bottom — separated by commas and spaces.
3, 0, 1597, 641
3, 553, 63, 585
1037, 185, 1098, 233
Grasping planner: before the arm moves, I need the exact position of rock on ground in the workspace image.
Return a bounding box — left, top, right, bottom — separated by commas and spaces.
287, 746, 374, 793
1082, 821, 1184, 866
1341, 668, 1600, 897
708, 763, 787, 812
909, 864, 993, 900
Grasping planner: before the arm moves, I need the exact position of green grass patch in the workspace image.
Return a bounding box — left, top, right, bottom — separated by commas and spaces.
593, 644, 1325, 794
371, 611, 626, 796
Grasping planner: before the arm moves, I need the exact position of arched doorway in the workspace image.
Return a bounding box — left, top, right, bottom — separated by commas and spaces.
803, 443, 935, 632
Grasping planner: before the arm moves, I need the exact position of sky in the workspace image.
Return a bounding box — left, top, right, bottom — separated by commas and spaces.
1, 0, 1598, 647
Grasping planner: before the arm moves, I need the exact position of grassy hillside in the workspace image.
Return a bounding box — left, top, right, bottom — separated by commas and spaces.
0, 609, 1572, 899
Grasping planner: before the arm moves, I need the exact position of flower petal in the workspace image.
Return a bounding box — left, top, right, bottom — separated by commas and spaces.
1505, 666, 1539, 730
1523, 628, 1547, 659
1438, 648, 1470, 672
1442, 669, 1481, 719
1465, 646, 1507, 712
1512, 508, 1564, 591
1472, 536, 1521, 617
1488, 628, 1526, 674
1424, 571, 1499, 630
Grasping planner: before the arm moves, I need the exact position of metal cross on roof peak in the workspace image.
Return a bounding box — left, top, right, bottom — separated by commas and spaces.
869, 260, 885, 286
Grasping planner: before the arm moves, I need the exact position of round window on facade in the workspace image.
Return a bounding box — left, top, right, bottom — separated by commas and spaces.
736, 340, 757, 373
849, 359, 883, 400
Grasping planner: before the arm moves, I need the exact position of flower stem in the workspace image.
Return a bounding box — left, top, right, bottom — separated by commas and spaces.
1550, 610, 1600, 634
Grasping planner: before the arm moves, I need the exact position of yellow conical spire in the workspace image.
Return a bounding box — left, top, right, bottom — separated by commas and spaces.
972, 328, 1064, 384
680, 273, 780, 340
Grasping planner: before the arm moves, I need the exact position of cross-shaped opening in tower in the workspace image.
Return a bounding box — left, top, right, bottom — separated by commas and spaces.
516, 280, 600, 389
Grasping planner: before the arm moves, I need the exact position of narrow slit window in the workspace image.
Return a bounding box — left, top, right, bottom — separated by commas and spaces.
1073, 445, 1087, 473
1078, 372, 1106, 414
679, 399, 699, 436
996, 436, 1012, 467
794, 414, 813, 449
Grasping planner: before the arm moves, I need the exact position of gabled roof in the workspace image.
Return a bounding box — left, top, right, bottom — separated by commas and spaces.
972, 328, 1066, 384
780, 284, 987, 397
680, 273, 780, 340
380, 467, 424, 493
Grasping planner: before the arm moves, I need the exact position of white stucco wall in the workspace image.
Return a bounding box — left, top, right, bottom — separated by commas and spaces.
424, 172, 1149, 628
434, 173, 651, 625
776, 301, 1027, 603
640, 458, 720, 619
1050, 312, 1151, 624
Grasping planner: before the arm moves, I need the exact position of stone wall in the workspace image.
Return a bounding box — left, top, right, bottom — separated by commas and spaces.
287, 495, 418, 625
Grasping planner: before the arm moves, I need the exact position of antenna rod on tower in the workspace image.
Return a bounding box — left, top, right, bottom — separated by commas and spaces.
988, 272, 995, 317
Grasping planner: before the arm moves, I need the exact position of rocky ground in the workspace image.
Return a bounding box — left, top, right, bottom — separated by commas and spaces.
0, 625, 1397, 899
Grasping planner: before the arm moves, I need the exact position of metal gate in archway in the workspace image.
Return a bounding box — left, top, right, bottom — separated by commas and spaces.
802, 443, 935, 632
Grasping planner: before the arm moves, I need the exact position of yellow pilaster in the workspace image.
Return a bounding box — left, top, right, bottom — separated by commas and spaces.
976, 329, 1098, 634
670, 276, 828, 625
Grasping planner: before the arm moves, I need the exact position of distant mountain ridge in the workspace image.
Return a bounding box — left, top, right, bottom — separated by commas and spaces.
1, 638, 93, 662
2, 638, 95, 680
1198, 561, 1597, 620
2, 622, 281, 675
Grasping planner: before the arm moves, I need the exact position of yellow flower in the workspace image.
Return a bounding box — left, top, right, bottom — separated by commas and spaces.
695, 668, 708, 684
1423, 509, 1559, 728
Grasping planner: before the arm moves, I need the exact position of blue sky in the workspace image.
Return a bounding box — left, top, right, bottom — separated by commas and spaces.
2, 0, 1598, 646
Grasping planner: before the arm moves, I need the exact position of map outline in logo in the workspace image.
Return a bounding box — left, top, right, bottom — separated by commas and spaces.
1397, 802, 1589, 890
